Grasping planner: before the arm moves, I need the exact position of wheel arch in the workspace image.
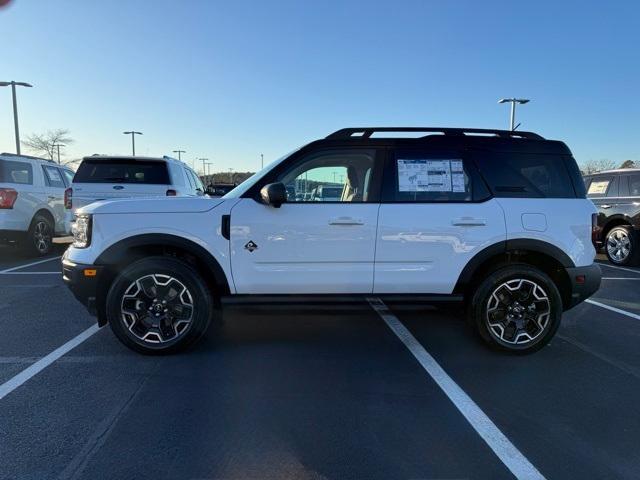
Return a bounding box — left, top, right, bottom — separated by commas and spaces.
31, 208, 55, 227
454, 239, 575, 310
93, 234, 230, 325
601, 216, 633, 241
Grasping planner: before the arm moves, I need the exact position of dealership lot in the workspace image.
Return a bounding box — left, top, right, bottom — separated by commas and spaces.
1, 247, 639, 479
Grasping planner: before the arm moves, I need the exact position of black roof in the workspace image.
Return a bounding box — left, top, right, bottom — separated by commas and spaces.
314, 127, 571, 155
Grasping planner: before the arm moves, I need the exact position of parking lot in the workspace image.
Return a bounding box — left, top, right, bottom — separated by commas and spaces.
0, 246, 639, 479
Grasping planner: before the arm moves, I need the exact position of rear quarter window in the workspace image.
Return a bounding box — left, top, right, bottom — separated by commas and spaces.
473, 152, 577, 198
73, 159, 170, 184
0, 160, 33, 185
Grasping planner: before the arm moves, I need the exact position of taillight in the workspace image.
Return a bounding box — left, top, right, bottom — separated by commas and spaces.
64, 187, 73, 209
0, 188, 18, 209
591, 213, 599, 247
166, 189, 177, 196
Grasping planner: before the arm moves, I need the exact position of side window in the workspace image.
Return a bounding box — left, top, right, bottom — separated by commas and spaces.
474, 153, 576, 198
277, 150, 376, 203
385, 149, 485, 203
628, 174, 640, 197
62, 169, 75, 186
192, 172, 205, 192
42, 165, 66, 188
0, 160, 33, 185
184, 168, 195, 190
587, 176, 614, 198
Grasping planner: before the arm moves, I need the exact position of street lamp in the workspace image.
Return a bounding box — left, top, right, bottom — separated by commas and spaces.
261, 153, 264, 169
198, 158, 209, 177
498, 98, 530, 131
123, 131, 142, 156
0, 81, 33, 155
51, 143, 65, 163
173, 149, 185, 161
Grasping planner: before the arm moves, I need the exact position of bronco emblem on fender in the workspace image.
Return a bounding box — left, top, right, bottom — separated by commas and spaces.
244, 240, 258, 252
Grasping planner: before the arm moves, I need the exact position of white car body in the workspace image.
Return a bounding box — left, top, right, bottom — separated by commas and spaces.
0, 153, 74, 242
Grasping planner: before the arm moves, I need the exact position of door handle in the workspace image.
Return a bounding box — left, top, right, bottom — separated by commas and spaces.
452, 217, 486, 226
600, 204, 612, 209
329, 216, 364, 226
48, 196, 57, 200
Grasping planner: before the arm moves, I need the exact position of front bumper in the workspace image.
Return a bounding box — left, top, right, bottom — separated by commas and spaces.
62, 258, 103, 319
565, 263, 602, 309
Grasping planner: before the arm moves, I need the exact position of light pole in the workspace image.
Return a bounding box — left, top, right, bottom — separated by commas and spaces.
228, 168, 234, 184
0, 81, 33, 155
51, 143, 65, 163
198, 158, 209, 177
123, 131, 142, 156
173, 149, 185, 161
498, 98, 530, 131
261, 153, 264, 169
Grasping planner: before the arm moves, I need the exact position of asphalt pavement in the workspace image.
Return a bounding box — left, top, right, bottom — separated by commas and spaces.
0, 246, 639, 479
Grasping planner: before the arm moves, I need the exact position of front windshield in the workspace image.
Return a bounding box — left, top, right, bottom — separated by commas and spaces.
221, 147, 301, 198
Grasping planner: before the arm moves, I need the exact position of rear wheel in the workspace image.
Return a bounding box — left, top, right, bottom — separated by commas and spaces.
27, 214, 53, 256
605, 225, 640, 266
469, 265, 562, 354
106, 256, 215, 354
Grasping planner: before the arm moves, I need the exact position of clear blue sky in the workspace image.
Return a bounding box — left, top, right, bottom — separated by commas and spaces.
1, 0, 638, 172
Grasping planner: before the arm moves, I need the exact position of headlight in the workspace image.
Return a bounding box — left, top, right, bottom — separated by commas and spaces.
71, 214, 92, 248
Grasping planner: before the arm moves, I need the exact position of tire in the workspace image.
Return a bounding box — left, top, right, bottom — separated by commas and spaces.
27, 214, 54, 256
468, 264, 562, 354
605, 225, 640, 266
105, 256, 215, 355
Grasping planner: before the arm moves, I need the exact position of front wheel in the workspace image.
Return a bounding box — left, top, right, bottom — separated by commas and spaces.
106, 256, 215, 354
468, 265, 562, 354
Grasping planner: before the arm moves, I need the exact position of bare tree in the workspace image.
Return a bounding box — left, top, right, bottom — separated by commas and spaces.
619, 159, 637, 169
581, 158, 616, 174
22, 129, 74, 161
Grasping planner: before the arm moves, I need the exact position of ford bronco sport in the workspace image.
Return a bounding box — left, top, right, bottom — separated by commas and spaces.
63, 127, 601, 354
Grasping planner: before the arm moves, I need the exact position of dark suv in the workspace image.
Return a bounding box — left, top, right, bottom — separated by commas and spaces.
585, 169, 640, 266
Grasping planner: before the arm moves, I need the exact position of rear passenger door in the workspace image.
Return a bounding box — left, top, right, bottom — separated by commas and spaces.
41, 165, 67, 233
374, 148, 506, 294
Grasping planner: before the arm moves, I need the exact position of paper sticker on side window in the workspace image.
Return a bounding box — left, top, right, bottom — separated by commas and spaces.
398, 159, 464, 192
588, 180, 609, 195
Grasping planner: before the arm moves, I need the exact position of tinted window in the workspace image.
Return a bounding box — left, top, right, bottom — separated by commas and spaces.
0, 160, 33, 185
586, 176, 614, 198
628, 174, 640, 196
42, 166, 66, 188
74, 159, 170, 184
474, 153, 576, 198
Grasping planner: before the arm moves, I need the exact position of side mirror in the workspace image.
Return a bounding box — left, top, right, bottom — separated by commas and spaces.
260, 182, 287, 208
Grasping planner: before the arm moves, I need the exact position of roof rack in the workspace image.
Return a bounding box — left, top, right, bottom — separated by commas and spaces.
326, 127, 544, 141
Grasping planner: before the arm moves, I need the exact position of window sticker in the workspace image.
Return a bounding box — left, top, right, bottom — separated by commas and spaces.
398, 159, 464, 192
588, 180, 609, 195
46, 167, 62, 182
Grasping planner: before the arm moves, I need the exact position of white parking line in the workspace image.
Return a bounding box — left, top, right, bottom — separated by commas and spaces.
0, 271, 60, 275
597, 262, 640, 275
0, 256, 62, 273
367, 298, 545, 480
586, 299, 640, 321
601, 277, 640, 280
0, 325, 100, 401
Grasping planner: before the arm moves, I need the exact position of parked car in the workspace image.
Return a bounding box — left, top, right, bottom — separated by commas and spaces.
584, 168, 640, 266
67, 155, 205, 213
0, 152, 75, 255
205, 183, 237, 197
311, 185, 343, 202
63, 127, 600, 355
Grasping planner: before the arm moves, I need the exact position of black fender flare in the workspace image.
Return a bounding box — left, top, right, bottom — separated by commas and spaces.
95, 233, 230, 294
454, 239, 575, 293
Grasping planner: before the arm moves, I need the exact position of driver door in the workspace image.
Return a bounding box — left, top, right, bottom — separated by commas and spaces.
229, 148, 382, 294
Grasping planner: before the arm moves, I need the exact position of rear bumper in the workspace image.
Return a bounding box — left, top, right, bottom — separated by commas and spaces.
565, 263, 601, 309
0, 229, 26, 244
62, 257, 102, 319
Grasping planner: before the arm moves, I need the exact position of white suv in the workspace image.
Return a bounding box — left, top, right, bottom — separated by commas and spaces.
67, 155, 206, 213
62, 128, 601, 354
0, 153, 74, 255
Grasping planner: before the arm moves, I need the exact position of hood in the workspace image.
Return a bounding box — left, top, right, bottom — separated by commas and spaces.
78, 196, 225, 215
